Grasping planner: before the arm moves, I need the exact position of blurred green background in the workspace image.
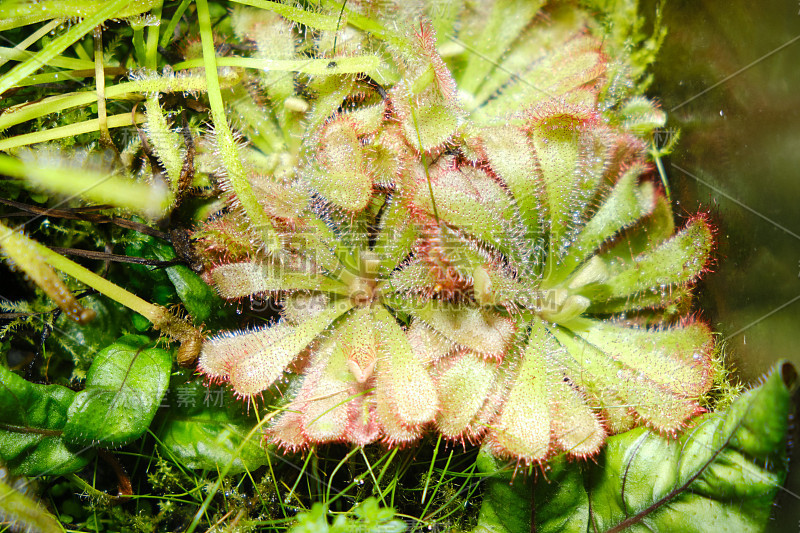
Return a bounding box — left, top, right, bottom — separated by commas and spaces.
646, 1, 800, 530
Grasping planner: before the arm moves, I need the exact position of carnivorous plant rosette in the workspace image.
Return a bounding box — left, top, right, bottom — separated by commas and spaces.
187, 1, 716, 461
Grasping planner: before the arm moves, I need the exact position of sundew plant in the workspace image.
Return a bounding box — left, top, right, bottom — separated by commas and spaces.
0, 1, 795, 532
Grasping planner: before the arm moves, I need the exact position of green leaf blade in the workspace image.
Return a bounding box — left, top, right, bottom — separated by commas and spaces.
0, 366, 91, 476
471, 447, 531, 533
156, 381, 267, 474
533, 362, 795, 533
62, 335, 172, 447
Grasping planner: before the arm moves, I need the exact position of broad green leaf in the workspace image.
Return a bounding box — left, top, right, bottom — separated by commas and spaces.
161, 263, 221, 323
155, 379, 267, 474
63, 335, 171, 446
0, 366, 91, 476
530, 458, 588, 533
471, 447, 531, 533
534, 361, 795, 533
50, 294, 130, 376
143, 237, 224, 322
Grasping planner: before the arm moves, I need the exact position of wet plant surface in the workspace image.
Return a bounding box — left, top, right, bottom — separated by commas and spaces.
0, 1, 796, 532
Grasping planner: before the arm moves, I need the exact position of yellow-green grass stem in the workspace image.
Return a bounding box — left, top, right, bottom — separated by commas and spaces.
0, 73, 222, 132
0, 112, 145, 152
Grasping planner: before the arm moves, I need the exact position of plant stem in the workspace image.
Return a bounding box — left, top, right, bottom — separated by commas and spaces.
0, 112, 145, 151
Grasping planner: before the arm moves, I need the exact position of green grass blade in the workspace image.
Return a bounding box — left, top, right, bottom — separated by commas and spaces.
0, 20, 60, 69
159, 0, 192, 47
0, 74, 213, 131
0, 0, 132, 95
0, 46, 94, 70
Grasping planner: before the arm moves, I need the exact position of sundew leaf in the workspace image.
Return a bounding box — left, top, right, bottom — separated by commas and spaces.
410, 300, 515, 357
457, 0, 544, 96
200, 301, 353, 396
0, 476, 61, 533
374, 196, 418, 274
621, 96, 667, 135
533, 361, 796, 533
568, 164, 656, 264
0, 366, 91, 476
479, 126, 543, 239
411, 164, 523, 258
155, 379, 267, 474
62, 335, 171, 447
230, 0, 340, 31
600, 216, 712, 299
373, 304, 437, 427
197, 0, 279, 247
